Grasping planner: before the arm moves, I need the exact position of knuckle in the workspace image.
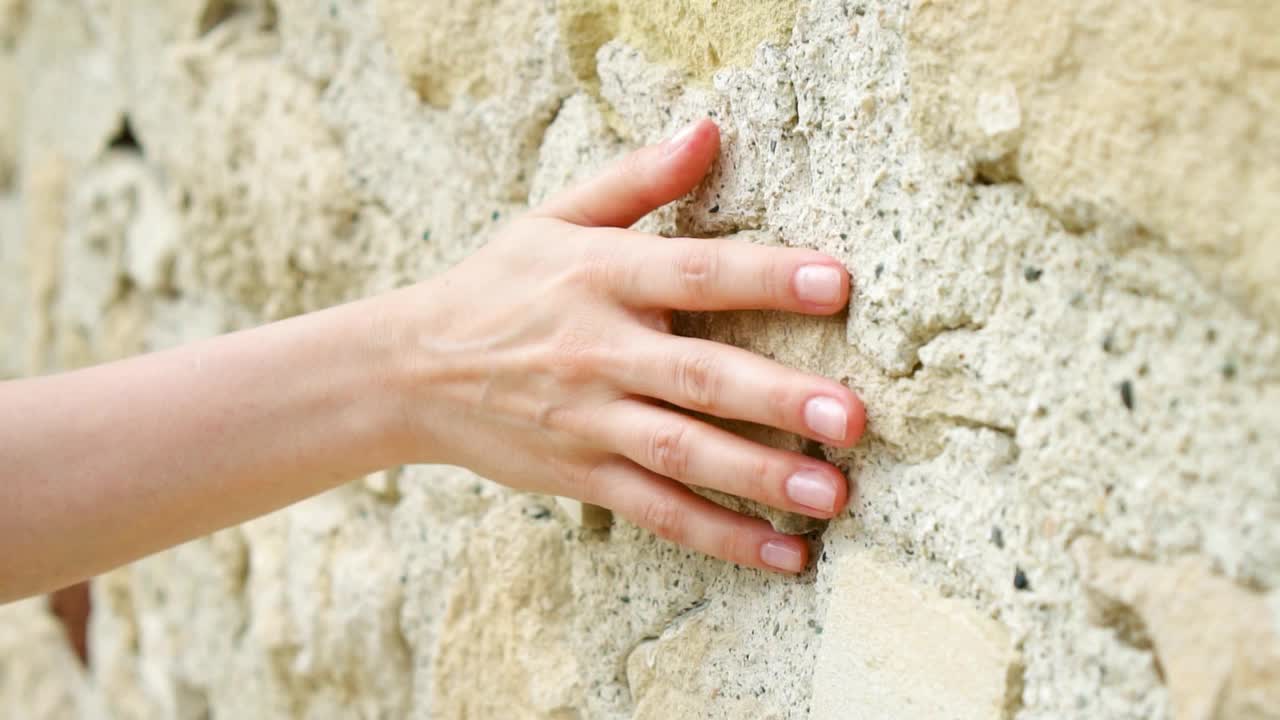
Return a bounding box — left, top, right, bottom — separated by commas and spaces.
640, 495, 686, 545
534, 402, 577, 433
747, 455, 775, 501
676, 247, 719, 302
648, 422, 691, 479
761, 253, 787, 302
674, 352, 721, 409
567, 460, 606, 505
577, 245, 620, 294
766, 382, 795, 428
716, 527, 751, 564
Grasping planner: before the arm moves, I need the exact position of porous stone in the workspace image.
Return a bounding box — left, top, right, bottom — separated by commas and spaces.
0, 598, 85, 720
0, 0, 1277, 718
557, 0, 797, 85
1073, 537, 1280, 720
377, 0, 548, 108
556, 497, 613, 529
909, 0, 1280, 328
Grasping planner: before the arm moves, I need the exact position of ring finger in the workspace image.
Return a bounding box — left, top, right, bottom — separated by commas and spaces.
585, 458, 812, 574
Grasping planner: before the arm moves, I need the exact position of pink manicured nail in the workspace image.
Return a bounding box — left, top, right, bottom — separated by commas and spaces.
664, 120, 701, 156
761, 540, 804, 572
804, 397, 847, 442
786, 470, 837, 512
794, 265, 843, 305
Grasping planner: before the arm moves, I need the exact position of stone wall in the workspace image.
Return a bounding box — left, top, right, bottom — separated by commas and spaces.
1, 1, 1277, 718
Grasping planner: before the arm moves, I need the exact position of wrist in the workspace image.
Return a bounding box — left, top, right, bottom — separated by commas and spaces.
317, 289, 429, 470
359, 281, 452, 467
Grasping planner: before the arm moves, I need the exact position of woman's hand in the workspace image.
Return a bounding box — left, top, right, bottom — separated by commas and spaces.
385, 120, 866, 573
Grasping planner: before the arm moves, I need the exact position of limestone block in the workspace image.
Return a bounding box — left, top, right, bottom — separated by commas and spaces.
20, 151, 68, 374
0, 191, 25, 377
555, 496, 612, 529
376, 0, 547, 107
625, 601, 772, 719
0, 0, 24, 45
0, 599, 85, 720
811, 553, 1023, 720
167, 53, 362, 317
908, 0, 1280, 327
527, 92, 623, 208
1074, 537, 1280, 720
431, 498, 583, 718
0, 52, 17, 189
557, 0, 798, 85
15, 0, 122, 170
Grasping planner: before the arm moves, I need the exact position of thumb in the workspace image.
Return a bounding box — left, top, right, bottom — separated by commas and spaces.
535, 118, 721, 228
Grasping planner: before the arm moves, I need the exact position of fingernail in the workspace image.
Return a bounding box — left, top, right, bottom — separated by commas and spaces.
804, 396, 847, 442
761, 540, 804, 572
794, 265, 844, 305
664, 120, 701, 156
785, 470, 837, 512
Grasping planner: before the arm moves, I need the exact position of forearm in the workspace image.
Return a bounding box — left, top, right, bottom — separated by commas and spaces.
0, 295, 412, 602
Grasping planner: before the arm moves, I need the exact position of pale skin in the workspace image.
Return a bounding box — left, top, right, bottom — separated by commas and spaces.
0, 120, 866, 603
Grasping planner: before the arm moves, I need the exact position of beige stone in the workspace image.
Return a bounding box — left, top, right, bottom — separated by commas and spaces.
20, 151, 67, 374
0, 599, 85, 720
431, 499, 583, 719
1074, 537, 1280, 720
626, 604, 771, 719
810, 553, 1023, 720
557, 0, 798, 86
0, 52, 17, 189
555, 496, 612, 528
1, 1, 1278, 718
376, 0, 547, 107
909, 0, 1280, 328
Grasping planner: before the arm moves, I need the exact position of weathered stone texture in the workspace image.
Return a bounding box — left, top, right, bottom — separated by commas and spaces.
1, 1, 1277, 718
557, 0, 797, 86
811, 553, 1022, 719
909, 0, 1280, 328
1074, 537, 1280, 720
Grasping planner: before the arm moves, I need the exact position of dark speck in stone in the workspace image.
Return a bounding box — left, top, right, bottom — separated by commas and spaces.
990, 526, 1004, 549
1024, 266, 1043, 282
1120, 380, 1135, 411
709, 204, 720, 214
875, 263, 884, 279
1014, 568, 1030, 591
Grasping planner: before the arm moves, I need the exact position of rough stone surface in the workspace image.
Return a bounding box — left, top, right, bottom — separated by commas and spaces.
1, 1, 1277, 718
909, 0, 1280, 328
811, 552, 1022, 719
1073, 537, 1280, 720
557, 0, 797, 85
